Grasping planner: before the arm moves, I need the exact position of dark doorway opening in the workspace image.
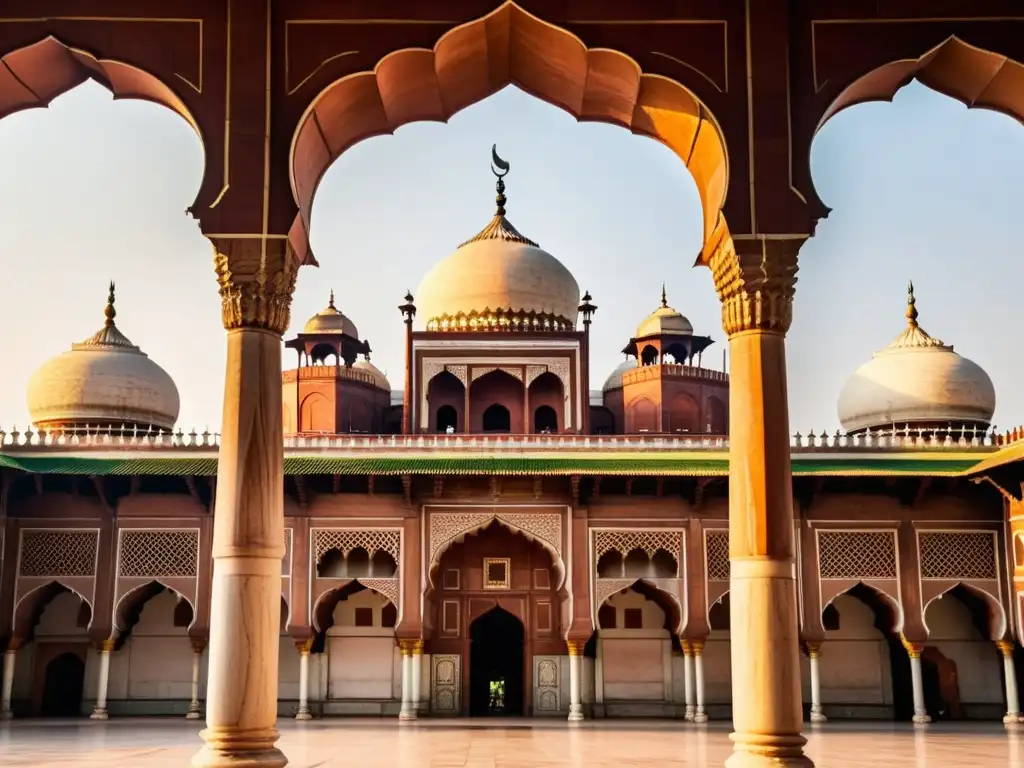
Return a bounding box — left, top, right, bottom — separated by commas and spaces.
41, 652, 85, 717
922, 647, 960, 720
469, 607, 524, 716
482, 404, 511, 433
886, 634, 914, 720
436, 405, 458, 433
534, 405, 557, 433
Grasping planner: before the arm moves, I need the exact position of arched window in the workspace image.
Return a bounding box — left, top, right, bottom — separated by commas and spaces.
623, 548, 648, 578
596, 550, 624, 578
482, 404, 511, 433
436, 404, 458, 433
640, 345, 659, 366
370, 551, 397, 578
345, 547, 370, 577
534, 405, 557, 433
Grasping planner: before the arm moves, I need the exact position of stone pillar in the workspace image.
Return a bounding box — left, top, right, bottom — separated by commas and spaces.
398, 641, 416, 721
192, 238, 297, 768
902, 639, 931, 724
295, 639, 313, 721
692, 640, 707, 723
998, 640, 1021, 724
807, 644, 826, 723
1, 641, 18, 720
682, 640, 695, 721
567, 640, 584, 721
91, 639, 114, 720
711, 239, 811, 767
187, 638, 206, 720
411, 640, 423, 714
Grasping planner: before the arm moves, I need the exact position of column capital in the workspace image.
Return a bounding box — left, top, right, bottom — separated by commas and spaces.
996, 639, 1016, 658
567, 640, 585, 657
210, 236, 300, 334
681, 639, 692, 656
805, 643, 821, 659
95, 639, 116, 653
294, 637, 314, 655
708, 236, 802, 337
410, 639, 424, 656
900, 634, 924, 658
190, 636, 209, 654
689, 639, 705, 656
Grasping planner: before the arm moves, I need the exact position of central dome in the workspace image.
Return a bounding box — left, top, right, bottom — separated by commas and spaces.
415, 148, 580, 332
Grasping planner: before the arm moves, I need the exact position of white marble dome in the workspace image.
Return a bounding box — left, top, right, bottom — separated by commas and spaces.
415, 161, 579, 331
27, 286, 180, 430
837, 285, 995, 432
353, 359, 390, 391
303, 291, 359, 338
602, 359, 636, 392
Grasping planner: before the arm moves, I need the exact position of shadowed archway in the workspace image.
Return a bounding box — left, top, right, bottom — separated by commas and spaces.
469, 607, 525, 716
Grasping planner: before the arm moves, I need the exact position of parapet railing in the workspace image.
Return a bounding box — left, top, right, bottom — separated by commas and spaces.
0, 424, 1013, 453
621, 363, 729, 385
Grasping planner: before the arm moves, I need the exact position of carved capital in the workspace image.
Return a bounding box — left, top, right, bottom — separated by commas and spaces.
411, 639, 424, 656
805, 643, 821, 660
996, 639, 1015, 658
900, 634, 924, 659
689, 639, 705, 656
567, 640, 585, 657
709, 237, 802, 337
95, 639, 116, 653
190, 636, 208, 654
680, 639, 692, 656
295, 637, 314, 655
210, 236, 300, 334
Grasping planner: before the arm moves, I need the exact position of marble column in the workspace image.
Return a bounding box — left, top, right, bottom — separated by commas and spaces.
398, 640, 415, 721
1, 641, 18, 720
998, 640, 1021, 724
567, 640, 584, 721
187, 638, 206, 720
411, 640, 423, 714
192, 238, 297, 768
807, 644, 826, 723
295, 639, 313, 721
692, 640, 707, 723
902, 639, 931, 724
91, 640, 114, 720
712, 239, 811, 768
682, 640, 695, 721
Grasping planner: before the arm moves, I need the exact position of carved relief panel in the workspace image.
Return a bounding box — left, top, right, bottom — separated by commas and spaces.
533, 655, 561, 714
431, 654, 461, 714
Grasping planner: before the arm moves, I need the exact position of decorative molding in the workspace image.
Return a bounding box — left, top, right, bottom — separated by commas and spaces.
429, 512, 562, 567
355, 578, 400, 607
593, 529, 684, 569
594, 578, 636, 607
210, 237, 299, 334
535, 656, 560, 713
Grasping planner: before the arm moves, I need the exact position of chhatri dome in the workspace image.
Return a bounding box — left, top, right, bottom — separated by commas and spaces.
635, 285, 695, 338
837, 282, 995, 433
303, 290, 359, 338
415, 146, 580, 332
27, 283, 180, 431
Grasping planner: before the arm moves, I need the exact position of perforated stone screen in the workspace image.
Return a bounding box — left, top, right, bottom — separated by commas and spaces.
818, 531, 896, 579
118, 530, 199, 578
19, 530, 98, 577
706, 531, 730, 581
919, 531, 996, 580
314, 529, 400, 561
593, 530, 683, 559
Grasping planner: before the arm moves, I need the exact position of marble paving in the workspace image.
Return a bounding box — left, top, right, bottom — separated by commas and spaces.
0, 718, 1021, 767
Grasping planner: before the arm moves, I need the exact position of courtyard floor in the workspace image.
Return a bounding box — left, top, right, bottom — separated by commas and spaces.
0, 718, 1020, 767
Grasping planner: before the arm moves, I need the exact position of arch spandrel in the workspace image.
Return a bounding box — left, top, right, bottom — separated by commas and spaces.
287, 1, 734, 268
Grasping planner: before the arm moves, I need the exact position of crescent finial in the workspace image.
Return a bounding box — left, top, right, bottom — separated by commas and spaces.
491, 143, 510, 178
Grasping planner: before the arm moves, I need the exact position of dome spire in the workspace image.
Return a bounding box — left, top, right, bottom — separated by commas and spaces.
329, 289, 336, 310
458, 144, 538, 248
884, 280, 944, 350
492, 143, 509, 216
661, 283, 668, 308
906, 280, 918, 327
104, 281, 117, 328
78, 281, 136, 349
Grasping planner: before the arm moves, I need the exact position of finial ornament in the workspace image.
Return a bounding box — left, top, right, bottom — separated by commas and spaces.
491, 144, 510, 217
329, 289, 336, 309
661, 283, 668, 308
104, 281, 116, 328
906, 280, 918, 327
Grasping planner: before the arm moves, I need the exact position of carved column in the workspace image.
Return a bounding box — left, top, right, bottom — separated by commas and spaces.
91, 639, 115, 720
193, 237, 297, 768
295, 638, 313, 721
411, 640, 423, 714
710, 238, 810, 767
681, 639, 695, 721
997, 640, 1021, 724
901, 637, 931, 724
567, 640, 584, 721
1, 639, 18, 719
187, 637, 207, 720
806, 644, 826, 723
691, 639, 707, 723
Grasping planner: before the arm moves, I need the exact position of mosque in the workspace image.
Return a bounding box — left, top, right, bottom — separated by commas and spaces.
0, 155, 1021, 728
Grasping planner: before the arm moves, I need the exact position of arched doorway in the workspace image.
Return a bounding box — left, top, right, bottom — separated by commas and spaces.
436, 404, 458, 433
469, 607, 524, 716
534, 405, 557, 432
482, 403, 511, 433
41, 652, 85, 717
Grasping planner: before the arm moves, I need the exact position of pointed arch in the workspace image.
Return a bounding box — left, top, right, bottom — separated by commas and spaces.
288, 1, 731, 266
12, 580, 93, 639
113, 580, 195, 634
311, 579, 399, 633
595, 579, 684, 636
922, 582, 1007, 641
821, 581, 905, 635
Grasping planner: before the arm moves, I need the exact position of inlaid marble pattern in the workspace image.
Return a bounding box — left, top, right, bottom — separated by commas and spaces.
0, 719, 1020, 767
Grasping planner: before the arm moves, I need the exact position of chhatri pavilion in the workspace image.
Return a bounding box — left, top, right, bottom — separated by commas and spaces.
0, 156, 1022, 742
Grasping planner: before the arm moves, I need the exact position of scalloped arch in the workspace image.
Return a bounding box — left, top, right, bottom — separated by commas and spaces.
597, 578, 684, 636
311, 579, 397, 632
821, 581, 906, 635
12, 580, 93, 639
113, 580, 195, 633
922, 582, 1007, 641
288, 1, 730, 266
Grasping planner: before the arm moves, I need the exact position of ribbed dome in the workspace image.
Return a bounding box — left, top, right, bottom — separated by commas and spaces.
353, 359, 390, 391
415, 148, 580, 332
837, 283, 995, 433
636, 286, 693, 337
602, 359, 636, 392
27, 284, 180, 431
303, 291, 359, 338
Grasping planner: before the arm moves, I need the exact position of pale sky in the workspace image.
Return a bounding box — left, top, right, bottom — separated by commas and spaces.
0, 81, 1021, 434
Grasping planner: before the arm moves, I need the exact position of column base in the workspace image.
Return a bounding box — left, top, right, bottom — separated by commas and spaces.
567, 704, 584, 722
1003, 713, 1021, 725
726, 734, 813, 768
192, 728, 286, 768
912, 714, 931, 724
294, 709, 312, 722
186, 711, 203, 721
90, 708, 109, 721
693, 708, 708, 724
809, 710, 827, 723
684, 705, 694, 722
398, 709, 418, 722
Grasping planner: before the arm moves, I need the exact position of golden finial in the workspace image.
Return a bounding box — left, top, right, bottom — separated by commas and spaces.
660, 283, 668, 308
104, 281, 116, 328
906, 280, 918, 327
328, 289, 336, 310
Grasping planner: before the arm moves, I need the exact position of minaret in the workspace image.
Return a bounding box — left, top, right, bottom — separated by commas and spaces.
399, 291, 417, 434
